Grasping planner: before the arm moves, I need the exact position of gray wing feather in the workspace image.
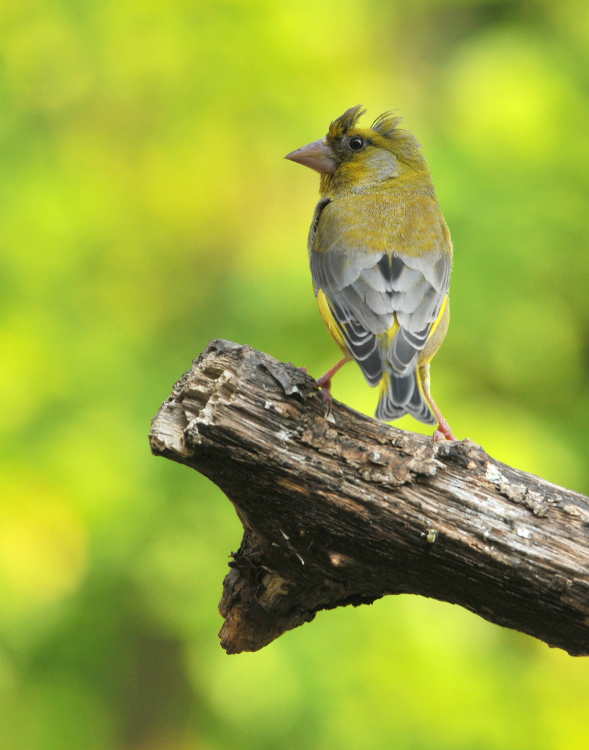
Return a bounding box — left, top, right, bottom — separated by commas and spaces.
352, 278, 394, 315
391, 266, 423, 292
313, 250, 449, 378
338, 286, 390, 333
359, 265, 389, 292
396, 282, 440, 332
401, 254, 451, 293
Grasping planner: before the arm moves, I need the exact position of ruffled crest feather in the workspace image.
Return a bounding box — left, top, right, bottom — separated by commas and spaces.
327, 106, 403, 142
371, 111, 402, 138
327, 105, 366, 141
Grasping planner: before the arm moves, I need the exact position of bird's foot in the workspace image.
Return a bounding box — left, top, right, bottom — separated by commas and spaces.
314, 358, 348, 422
320, 388, 333, 419
315, 373, 330, 389
423, 388, 458, 442
315, 375, 334, 420
433, 421, 458, 442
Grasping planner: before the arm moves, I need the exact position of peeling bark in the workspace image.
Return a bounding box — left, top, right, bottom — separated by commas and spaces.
150, 339, 589, 656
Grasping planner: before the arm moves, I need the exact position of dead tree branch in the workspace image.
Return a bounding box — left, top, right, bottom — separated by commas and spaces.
150, 339, 589, 655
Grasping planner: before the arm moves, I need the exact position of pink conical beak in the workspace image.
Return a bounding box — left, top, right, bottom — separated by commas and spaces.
284, 137, 338, 174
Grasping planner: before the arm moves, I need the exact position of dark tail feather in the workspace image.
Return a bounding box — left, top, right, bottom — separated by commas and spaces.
375, 369, 436, 425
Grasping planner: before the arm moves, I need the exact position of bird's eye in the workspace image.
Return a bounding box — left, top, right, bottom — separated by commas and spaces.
349, 136, 365, 151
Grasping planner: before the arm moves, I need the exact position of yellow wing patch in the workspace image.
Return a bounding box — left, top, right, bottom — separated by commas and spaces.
316, 288, 348, 354
429, 295, 447, 339
385, 317, 400, 344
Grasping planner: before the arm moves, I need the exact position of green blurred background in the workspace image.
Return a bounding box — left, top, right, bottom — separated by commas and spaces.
2, 0, 589, 747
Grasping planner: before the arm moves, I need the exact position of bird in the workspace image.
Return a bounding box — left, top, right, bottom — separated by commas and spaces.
285, 105, 456, 441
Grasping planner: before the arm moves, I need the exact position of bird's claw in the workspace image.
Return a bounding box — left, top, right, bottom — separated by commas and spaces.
315, 374, 329, 389
320, 387, 333, 417
315, 379, 335, 421
433, 424, 458, 442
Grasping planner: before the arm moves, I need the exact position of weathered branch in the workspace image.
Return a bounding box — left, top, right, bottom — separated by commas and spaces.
150, 339, 589, 655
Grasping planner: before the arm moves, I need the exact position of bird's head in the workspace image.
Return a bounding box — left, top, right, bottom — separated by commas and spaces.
285, 105, 432, 197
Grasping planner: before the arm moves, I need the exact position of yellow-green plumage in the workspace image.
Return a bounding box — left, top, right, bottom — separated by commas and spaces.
287, 106, 453, 429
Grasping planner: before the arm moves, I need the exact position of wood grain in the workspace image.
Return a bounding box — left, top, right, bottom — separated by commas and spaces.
150, 339, 589, 655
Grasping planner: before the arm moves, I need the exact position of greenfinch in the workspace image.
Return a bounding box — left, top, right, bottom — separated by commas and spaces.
285, 105, 456, 440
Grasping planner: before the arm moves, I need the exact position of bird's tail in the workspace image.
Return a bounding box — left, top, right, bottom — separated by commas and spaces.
375, 368, 437, 425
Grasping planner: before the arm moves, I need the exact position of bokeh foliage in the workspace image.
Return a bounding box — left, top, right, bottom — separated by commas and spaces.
2, 0, 589, 747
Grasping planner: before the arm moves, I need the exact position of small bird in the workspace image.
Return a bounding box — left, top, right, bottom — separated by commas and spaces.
285, 106, 456, 441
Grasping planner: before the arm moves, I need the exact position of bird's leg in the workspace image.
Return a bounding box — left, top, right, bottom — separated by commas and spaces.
315, 357, 349, 414
316, 357, 349, 389
419, 364, 458, 442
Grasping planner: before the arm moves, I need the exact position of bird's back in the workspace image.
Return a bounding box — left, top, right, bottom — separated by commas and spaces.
310, 188, 452, 423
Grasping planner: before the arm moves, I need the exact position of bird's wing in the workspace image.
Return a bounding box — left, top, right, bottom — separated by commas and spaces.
310, 196, 451, 387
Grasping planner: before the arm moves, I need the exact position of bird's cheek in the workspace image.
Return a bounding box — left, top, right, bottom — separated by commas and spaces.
366, 150, 401, 182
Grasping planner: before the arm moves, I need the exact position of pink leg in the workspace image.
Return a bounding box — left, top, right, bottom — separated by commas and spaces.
419, 363, 457, 442
426, 392, 458, 442
315, 357, 349, 413
316, 357, 349, 389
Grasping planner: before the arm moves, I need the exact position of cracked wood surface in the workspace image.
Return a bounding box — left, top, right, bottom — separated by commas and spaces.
149, 339, 589, 655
